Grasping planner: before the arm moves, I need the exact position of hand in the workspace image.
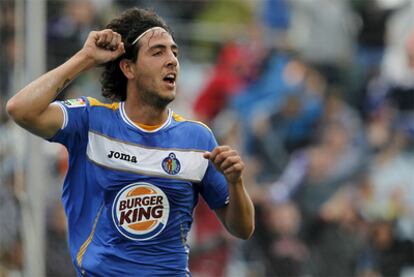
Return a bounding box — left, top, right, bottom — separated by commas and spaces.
204, 146, 245, 184
79, 29, 125, 68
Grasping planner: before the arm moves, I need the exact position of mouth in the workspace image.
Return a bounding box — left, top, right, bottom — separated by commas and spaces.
163, 73, 176, 88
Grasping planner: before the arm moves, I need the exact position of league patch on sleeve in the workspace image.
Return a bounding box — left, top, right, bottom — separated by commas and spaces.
62, 98, 86, 108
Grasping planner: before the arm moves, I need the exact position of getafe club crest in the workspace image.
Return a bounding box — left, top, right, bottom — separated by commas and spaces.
162, 153, 181, 175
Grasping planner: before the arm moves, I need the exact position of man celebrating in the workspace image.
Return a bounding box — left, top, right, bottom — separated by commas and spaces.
7, 7, 254, 276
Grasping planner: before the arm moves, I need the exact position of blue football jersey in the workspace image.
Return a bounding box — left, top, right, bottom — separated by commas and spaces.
48, 97, 229, 276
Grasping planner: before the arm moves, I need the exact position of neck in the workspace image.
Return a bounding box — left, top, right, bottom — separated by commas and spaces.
124, 95, 169, 126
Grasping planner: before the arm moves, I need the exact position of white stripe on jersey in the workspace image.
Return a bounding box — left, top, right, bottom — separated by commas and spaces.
86, 131, 209, 182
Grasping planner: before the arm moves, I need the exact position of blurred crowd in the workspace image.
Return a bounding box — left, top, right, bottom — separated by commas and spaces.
1, 0, 414, 276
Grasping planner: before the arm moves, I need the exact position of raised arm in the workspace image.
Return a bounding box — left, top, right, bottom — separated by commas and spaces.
204, 146, 255, 240
6, 29, 125, 138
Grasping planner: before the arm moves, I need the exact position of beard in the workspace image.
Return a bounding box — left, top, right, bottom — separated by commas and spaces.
136, 76, 175, 110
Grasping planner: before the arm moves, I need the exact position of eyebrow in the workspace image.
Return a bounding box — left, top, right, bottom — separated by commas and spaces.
148, 44, 179, 52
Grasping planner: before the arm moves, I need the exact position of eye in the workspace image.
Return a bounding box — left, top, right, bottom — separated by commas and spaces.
173, 51, 178, 57
153, 51, 162, 56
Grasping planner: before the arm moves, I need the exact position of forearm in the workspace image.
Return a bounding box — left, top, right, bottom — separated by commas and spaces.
205, 146, 255, 239
6, 50, 93, 123
224, 178, 255, 240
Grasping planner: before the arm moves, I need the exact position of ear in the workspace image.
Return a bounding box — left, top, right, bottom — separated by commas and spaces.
119, 59, 135, 79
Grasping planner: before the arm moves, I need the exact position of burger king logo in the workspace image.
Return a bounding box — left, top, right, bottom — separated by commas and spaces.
112, 182, 170, 241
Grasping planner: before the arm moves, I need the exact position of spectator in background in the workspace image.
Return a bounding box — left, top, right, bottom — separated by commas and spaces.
286, 121, 366, 226
193, 42, 255, 124
261, 0, 290, 32
249, 113, 367, 276
231, 54, 308, 162
0, 32, 14, 99
352, 0, 394, 75
288, 0, 357, 86
259, 201, 309, 276
355, 1, 388, 48
363, 22, 414, 232
381, 0, 414, 86
362, 108, 414, 240
347, 0, 398, 112
321, 86, 364, 143
0, 1, 16, 98
260, 0, 290, 49
248, 60, 325, 182
0, 96, 22, 276
357, 220, 414, 277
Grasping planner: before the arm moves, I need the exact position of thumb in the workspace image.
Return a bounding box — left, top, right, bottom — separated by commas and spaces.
203, 151, 211, 159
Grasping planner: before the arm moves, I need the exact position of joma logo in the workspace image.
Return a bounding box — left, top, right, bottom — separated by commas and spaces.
107, 150, 137, 163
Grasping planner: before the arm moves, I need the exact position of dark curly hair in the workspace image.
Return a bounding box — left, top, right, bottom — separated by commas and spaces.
100, 8, 172, 101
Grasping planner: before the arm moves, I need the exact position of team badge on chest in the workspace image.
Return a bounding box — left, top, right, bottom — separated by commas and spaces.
112, 182, 170, 241
162, 153, 181, 175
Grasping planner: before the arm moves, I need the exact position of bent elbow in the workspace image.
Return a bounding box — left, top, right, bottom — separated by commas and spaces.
6, 97, 20, 120
6, 97, 30, 125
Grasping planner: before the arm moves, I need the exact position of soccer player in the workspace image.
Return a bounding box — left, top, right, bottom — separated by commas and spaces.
6, 7, 254, 276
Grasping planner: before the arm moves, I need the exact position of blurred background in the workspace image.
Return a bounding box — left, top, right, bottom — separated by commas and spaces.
1, 0, 414, 276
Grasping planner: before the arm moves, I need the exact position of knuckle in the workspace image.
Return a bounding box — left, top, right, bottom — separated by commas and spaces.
221, 145, 230, 151
216, 152, 224, 160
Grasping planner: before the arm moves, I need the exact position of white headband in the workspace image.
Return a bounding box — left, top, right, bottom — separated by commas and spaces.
131, 26, 167, 45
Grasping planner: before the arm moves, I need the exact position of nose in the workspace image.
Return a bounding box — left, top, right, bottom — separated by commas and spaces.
165, 51, 178, 68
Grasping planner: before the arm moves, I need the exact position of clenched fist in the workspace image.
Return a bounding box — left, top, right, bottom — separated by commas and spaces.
79, 29, 125, 68
204, 146, 245, 184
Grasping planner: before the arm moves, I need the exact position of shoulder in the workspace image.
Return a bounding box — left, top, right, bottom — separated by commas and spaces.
170, 111, 218, 150
59, 97, 119, 111
171, 111, 213, 135
86, 97, 120, 111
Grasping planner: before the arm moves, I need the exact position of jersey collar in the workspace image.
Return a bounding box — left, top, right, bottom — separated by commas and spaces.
119, 102, 172, 133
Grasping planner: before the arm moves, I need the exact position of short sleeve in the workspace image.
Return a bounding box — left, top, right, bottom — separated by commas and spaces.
47, 97, 89, 151
199, 133, 229, 210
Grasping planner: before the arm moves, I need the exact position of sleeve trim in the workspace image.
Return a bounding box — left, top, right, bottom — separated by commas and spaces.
55, 102, 68, 130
